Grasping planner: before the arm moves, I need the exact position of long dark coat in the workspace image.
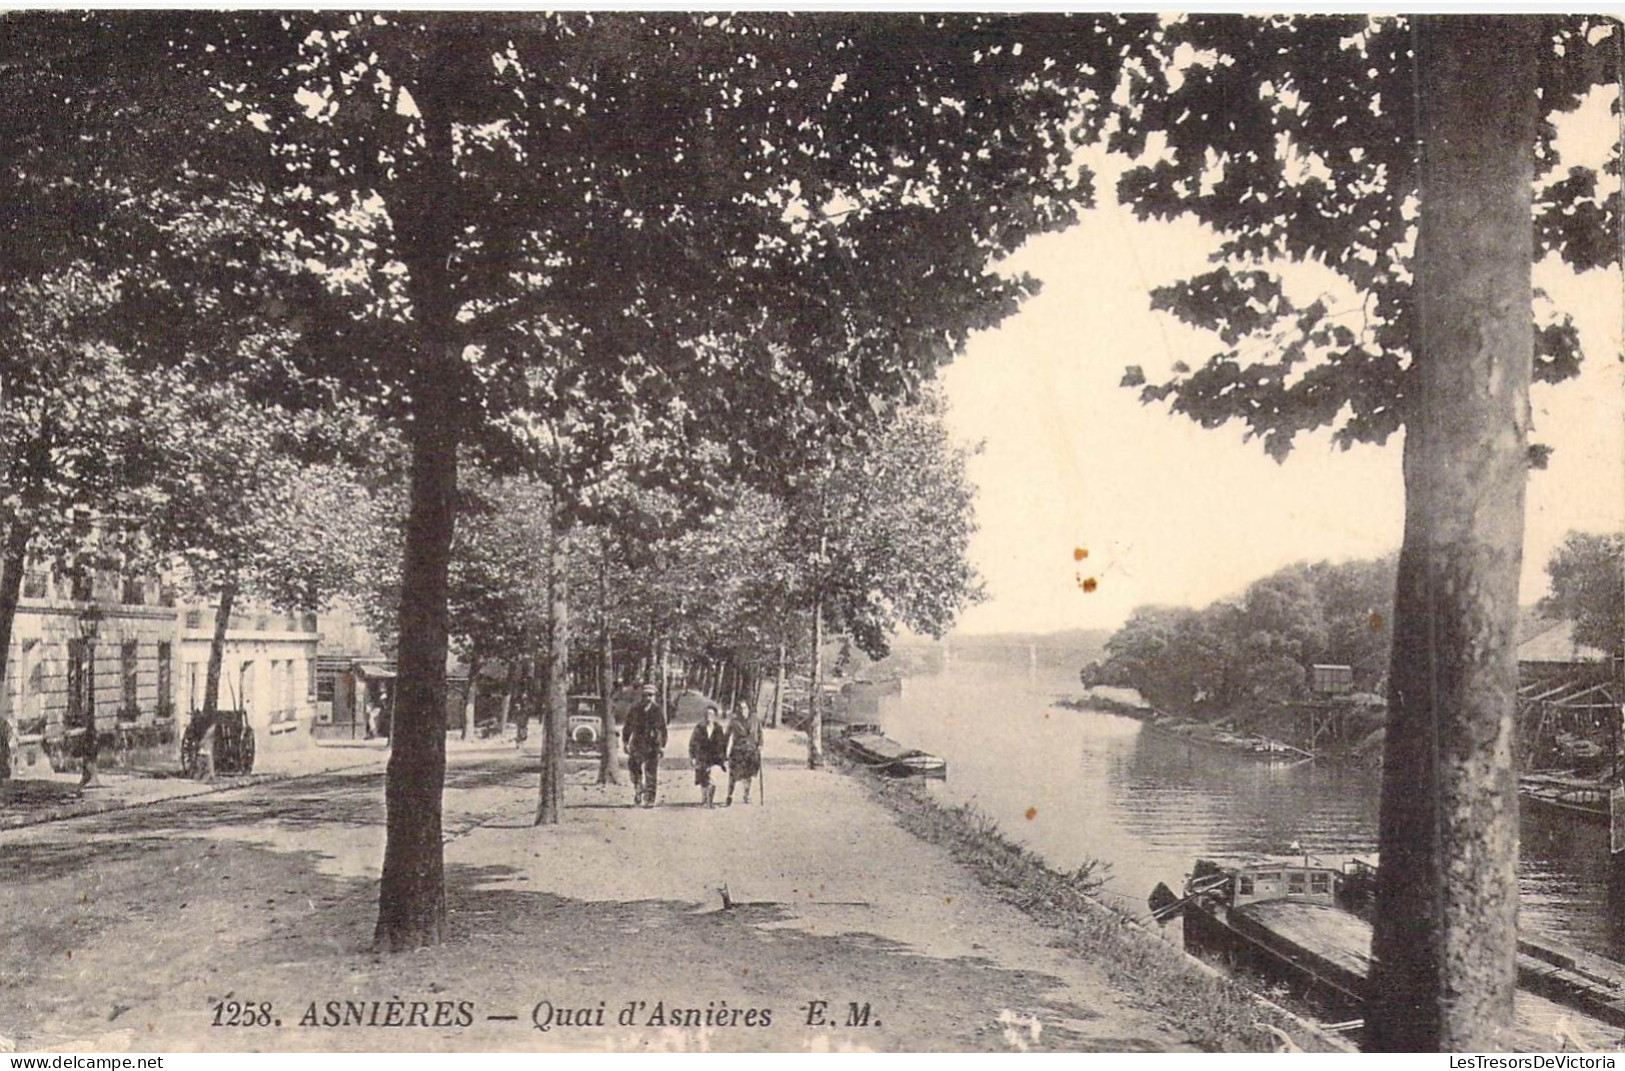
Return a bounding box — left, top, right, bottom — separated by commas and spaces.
622, 698, 668, 760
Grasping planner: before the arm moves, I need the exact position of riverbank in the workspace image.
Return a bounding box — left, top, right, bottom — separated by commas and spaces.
851, 768, 1347, 1052
1056, 693, 1384, 767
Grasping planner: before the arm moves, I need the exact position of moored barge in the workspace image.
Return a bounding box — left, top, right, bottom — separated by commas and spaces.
1154, 856, 1625, 1030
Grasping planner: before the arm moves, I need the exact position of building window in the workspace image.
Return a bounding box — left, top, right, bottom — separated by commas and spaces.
156, 642, 173, 717
120, 640, 140, 721
121, 577, 145, 605
184, 609, 203, 629
70, 573, 93, 603
22, 571, 47, 599
20, 658, 46, 737
272, 660, 297, 725
67, 638, 94, 732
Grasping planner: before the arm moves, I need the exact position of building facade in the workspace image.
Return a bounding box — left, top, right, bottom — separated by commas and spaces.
2, 564, 320, 774
2, 568, 181, 771
176, 604, 320, 745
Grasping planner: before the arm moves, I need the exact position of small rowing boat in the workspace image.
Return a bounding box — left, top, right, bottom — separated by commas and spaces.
833, 725, 947, 780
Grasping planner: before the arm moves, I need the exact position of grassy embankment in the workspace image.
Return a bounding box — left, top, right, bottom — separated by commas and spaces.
854, 768, 1352, 1053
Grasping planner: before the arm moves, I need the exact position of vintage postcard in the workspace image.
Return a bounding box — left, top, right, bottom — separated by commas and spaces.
0, 10, 1620, 1059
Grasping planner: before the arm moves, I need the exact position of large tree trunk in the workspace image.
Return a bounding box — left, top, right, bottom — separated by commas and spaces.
0, 519, 32, 782
374, 75, 463, 951
536, 519, 569, 825
374, 408, 456, 951
1366, 16, 1538, 1052
203, 577, 238, 716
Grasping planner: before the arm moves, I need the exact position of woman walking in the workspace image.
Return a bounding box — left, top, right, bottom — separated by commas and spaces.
725, 701, 761, 806
688, 703, 729, 808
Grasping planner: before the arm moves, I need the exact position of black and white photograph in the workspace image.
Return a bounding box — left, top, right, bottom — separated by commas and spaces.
0, 9, 1620, 1056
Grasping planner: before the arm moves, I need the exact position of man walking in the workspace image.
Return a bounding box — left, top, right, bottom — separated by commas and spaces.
622, 682, 668, 808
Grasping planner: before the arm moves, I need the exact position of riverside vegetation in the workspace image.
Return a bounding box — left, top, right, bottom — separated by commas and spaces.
851, 766, 1348, 1052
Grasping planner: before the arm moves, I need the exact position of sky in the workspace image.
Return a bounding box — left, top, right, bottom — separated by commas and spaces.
942, 126, 1623, 637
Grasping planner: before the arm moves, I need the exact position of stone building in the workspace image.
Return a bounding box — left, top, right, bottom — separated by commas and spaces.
2, 563, 320, 774
2, 567, 181, 772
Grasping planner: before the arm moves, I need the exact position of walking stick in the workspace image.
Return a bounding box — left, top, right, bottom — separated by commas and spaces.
756, 719, 765, 805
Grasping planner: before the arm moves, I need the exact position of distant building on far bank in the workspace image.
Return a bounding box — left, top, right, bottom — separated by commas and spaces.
1517, 618, 1612, 678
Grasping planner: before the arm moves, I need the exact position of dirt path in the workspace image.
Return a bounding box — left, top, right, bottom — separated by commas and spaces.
1, 728, 1197, 1053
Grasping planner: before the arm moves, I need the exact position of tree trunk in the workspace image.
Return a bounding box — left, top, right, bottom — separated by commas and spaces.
658, 637, 670, 722
0, 519, 32, 782
1, 429, 53, 782
372, 77, 467, 952
536, 519, 570, 825
460, 653, 480, 742
203, 578, 238, 716
597, 539, 617, 785
772, 643, 786, 729
499, 661, 517, 732
808, 598, 825, 768
374, 405, 456, 951
1366, 16, 1537, 1052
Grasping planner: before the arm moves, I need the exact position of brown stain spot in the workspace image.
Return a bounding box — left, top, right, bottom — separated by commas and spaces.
1073, 546, 1089, 561
944, 896, 953, 905
1081, 577, 1098, 594
1369, 611, 1385, 631
1025, 806, 1038, 821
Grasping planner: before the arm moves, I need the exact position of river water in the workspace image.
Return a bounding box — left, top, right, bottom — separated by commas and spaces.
877, 661, 1624, 960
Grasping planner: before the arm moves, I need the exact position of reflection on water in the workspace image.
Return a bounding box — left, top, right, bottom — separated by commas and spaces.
878, 661, 1625, 958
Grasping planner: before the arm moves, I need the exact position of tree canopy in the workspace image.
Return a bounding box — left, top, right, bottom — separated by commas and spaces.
1539, 531, 1624, 659
1114, 14, 1618, 462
